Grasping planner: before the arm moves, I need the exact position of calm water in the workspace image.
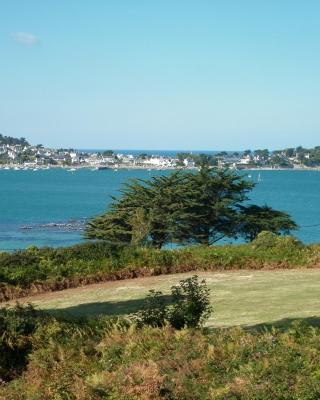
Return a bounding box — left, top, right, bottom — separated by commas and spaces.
1, 168, 320, 250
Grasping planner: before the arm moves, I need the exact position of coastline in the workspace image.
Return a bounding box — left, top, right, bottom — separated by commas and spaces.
2, 167, 320, 250
1, 164, 320, 172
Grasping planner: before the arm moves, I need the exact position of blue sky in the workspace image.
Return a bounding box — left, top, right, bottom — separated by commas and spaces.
1, 0, 320, 150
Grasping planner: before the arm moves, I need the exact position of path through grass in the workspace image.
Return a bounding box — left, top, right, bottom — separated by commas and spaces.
15, 269, 320, 328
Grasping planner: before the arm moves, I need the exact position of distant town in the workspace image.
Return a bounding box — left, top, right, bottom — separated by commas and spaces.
1, 133, 320, 171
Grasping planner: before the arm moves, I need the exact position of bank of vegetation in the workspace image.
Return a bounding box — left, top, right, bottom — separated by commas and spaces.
2, 302, 320, 399
0, 232, 319, 302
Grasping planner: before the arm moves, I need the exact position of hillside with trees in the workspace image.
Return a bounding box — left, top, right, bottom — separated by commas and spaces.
0, 134, 29, 146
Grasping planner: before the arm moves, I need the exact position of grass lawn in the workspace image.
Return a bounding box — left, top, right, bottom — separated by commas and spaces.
15, 269, 320, 328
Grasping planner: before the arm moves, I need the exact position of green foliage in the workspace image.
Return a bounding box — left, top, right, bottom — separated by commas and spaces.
135, 275, 212, 329
3, 308, 320, 399
0, 134, 29, 146
177, 167, 254, 245
86, 167, 256, 247
135, 290, 168, 327
252, 231, 303, 250
0, 241, 121, 287
129, 207, 151, 246
102, 149, 114, 156
0, 304, 40, 382
168, 275, 212, 329
0, 239, 317, 299
238, 204, 298, 241
185, 153, 219, 167
86, 171, 192, 248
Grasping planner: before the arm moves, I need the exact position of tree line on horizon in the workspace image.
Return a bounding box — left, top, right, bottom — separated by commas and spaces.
0, 134, 29, 147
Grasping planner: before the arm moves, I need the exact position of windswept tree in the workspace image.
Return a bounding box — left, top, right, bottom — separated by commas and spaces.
238, 204, 298, 241
86, 172, 191, 248
86, 168, 296, 248
86, 168, 254, 247
176, 167, 254, 245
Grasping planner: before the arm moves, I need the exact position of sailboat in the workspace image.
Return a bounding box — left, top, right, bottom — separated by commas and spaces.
257, 173, 262, 182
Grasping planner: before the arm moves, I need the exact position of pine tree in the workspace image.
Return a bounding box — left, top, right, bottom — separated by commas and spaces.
175, 167, 254, 245
237, 204, 298, 241
85, 167, 296, 248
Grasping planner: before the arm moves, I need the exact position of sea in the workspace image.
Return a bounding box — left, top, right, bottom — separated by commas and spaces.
1, 167, 320, 251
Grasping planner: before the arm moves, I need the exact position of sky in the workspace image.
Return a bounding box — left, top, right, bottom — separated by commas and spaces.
1, 0, 320, 150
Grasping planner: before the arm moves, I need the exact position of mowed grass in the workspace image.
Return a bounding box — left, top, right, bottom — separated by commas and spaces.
16, 269, 320, 328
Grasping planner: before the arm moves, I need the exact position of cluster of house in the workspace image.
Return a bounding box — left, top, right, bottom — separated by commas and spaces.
0, 143, 25, 160
0, 143, 195, 169
236, 151, 312, 168
0, 142, 316, 170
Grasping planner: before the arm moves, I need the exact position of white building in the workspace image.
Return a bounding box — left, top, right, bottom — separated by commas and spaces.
239, 155, 252, 165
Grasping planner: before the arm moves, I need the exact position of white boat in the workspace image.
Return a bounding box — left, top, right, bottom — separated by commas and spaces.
67, 168, 77, 172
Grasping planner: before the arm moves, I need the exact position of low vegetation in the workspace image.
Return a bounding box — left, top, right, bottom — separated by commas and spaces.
0, 232, 318, 301
134, 275, 212, 329
2, 303, 320, 399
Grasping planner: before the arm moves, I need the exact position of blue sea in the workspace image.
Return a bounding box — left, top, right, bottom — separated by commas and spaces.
1, 168, 320, 251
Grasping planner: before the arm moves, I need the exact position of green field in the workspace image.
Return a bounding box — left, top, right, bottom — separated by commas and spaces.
18, 268, 320, 328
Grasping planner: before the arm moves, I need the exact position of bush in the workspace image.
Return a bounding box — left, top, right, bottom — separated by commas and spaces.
135, 275, 212, 329
4, 316, 320, 399
0, 304, 41, 382
135, 290, 168, 327
251, 231, 303, 250
0, 238, 318, 301
168, 275, 213, 329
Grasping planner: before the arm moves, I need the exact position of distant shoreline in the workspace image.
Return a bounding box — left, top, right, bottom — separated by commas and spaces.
1, 164, 320, 172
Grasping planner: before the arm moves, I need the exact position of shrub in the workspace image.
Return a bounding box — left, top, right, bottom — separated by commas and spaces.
274, 235, 304, 250
0, 304, 40, 382
168, 275, 213, 329
251, 231, 281, 249
135, 275, 212, 329
251, 231, 303, 250
4, 308, 320, 399
135, 290, 168, 327
0, 238, 317, 301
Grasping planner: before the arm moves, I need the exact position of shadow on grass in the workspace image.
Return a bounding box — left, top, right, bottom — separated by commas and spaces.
39, 299, 320, 333
43, 295, 173, 319
245, 316, 320, 332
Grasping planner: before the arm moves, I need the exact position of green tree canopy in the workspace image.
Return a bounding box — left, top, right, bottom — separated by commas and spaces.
86, 172, 191, 248
102, 150, 114, 157
174, 167, 254, 245
86, 168, 255, 247
86, 168, 297, 248
0, 134, 29, 146
238, 204, 298, 241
